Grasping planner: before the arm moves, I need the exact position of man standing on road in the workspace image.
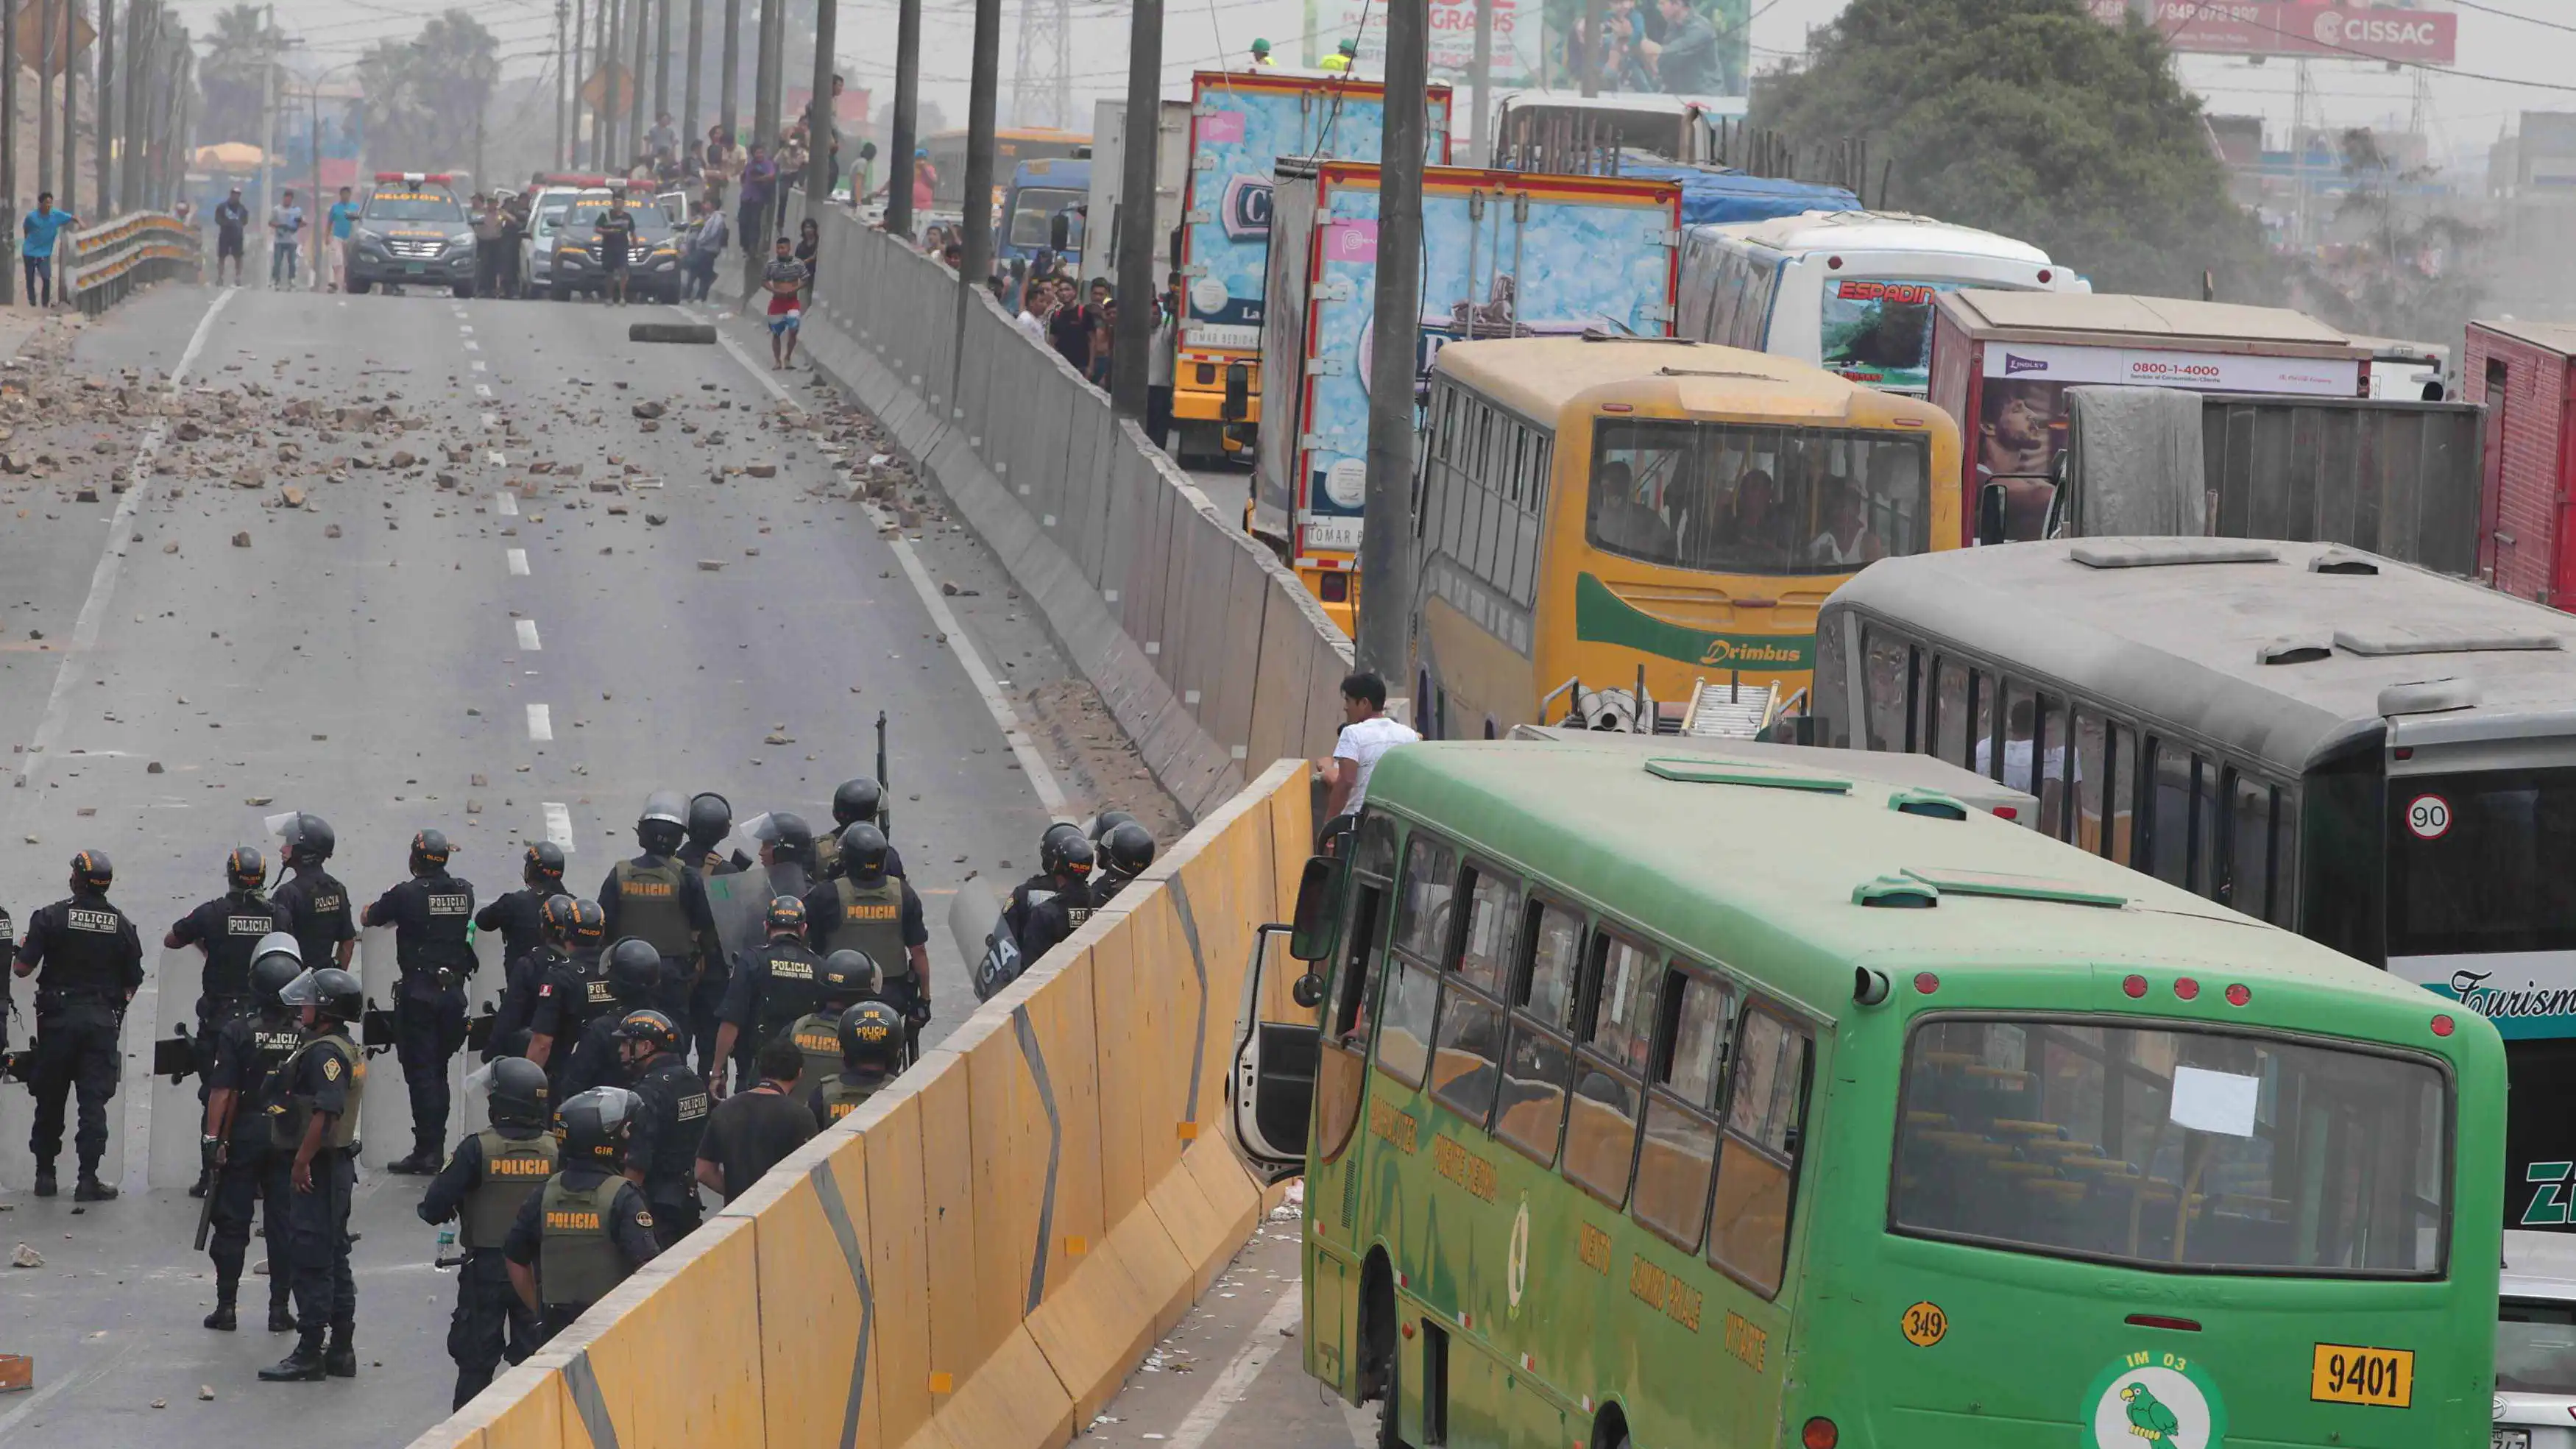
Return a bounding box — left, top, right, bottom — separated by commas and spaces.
1321, 670, 1420, 833
415, 1057, 554, 1408
471, 194, 507, 297
362, 829, 479, 1175
738, 144, 777, 258
164, 846, 291, 1197
595, 192, 637, 306
13, 851, 145, 1201
646, 110, 679, 168
202, 937, 302, 1334
257, 965, 367, 1384
270, 813, 357, 972
20, 191, 76, 308
325, 186, 358, 292
685, 198, 727, 301
615, 1008, 710, 1247
1147, 277, 1178, 449
764, 235, 805, 369
598, 793, 723, 1021
213, 187, 250, 287
694, 1039, 815, 1202
503, 1086, 659, 1341
270, 188, 306, 289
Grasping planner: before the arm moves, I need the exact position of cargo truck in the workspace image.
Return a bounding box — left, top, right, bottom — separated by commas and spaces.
1080, 96, 1193, 290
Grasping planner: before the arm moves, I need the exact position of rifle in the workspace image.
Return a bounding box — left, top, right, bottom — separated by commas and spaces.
193, 1138, 225, 1251
874, 710, 892, 837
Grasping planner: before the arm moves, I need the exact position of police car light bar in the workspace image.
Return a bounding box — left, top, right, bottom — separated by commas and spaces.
541, 173, 612, 186
372, 171, 454, 183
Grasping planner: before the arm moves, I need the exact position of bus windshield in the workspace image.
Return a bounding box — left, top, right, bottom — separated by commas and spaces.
2500, 1299, 2576, 1395
1893, 1017, 2449, 1276
2389, 766, 2576, 957
1008, 188, 1085, 249
1818, 277, 1964, 392
1585, 420, 1930, 576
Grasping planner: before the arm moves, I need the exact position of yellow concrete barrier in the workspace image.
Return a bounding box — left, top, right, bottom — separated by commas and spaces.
422, 759, 1313, 1449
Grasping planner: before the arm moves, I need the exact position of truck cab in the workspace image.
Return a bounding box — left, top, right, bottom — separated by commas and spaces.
1001, 157, 1089, 272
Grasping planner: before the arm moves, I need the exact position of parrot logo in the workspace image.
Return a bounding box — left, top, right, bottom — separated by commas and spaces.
2121, 1382, 2182, 1443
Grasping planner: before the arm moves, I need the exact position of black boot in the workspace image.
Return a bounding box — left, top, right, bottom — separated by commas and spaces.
259, 1342, 328, 1382
204, 1300, 238, 1332
30, 1164, 55, 1197
386, 1152, 437, 1176
324, 1331, 357, 1378
73, 1174, 116, 1202
268, 1297, 295, 1333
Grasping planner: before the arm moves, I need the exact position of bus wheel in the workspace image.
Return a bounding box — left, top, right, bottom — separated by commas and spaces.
1359, 1255, 1404, 1448
1590, 1406, 1630, 1449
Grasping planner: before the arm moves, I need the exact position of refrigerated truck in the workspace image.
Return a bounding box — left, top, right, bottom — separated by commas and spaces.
1173, 69, 1454, 463
1250, 160, 1682, 635
1081, 96, 1193, 290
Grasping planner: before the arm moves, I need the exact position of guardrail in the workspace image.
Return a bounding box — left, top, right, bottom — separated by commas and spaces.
411, 759, 1311, 1449
792, 209, 1354, 821
64, 211, 202, 316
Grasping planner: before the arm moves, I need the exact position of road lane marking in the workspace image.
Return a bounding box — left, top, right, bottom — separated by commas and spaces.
497, 491, 519, 515
473, 360, 488, 372
459, 325, 474, 333
17, 286, 235, 790
526, 703, 553, 740
488, 450, 507, 467
506, 548, 530, 575
1162, 1292, 1308, 1449
475, 383, 493, 397
516, 618, 542, 651
703, 306, 1069, 814
544, 801, 574, 851
463, 339, 480, 351
483, 411, 500, 430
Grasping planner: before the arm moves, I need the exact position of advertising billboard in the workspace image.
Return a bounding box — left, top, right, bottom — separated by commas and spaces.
2088, 1, 2457, 65
1305, 0, 1751, 95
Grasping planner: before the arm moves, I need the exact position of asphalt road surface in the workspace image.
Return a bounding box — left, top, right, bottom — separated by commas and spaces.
0, 277, 1166, 1445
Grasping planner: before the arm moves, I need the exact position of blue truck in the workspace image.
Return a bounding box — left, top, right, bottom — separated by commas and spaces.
1001, 156, 1091, 272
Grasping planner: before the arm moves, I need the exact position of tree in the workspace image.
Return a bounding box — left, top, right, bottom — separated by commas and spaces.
1755, 0, 2274, 300
2296, 128, 2484, 350
349, 10, 500, 172
197, 2, 274, 148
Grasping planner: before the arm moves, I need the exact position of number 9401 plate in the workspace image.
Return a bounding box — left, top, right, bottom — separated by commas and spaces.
2310, 1342, 2414, 1408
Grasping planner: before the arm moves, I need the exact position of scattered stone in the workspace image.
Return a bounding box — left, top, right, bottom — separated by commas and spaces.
198, 1386, 215, 1402
280, 486, 305, 509
697, 559, 722, 571
324, 524, 342, 539
162, 542, 178, 553
146, 762, 163, 773
245, 796, 273, 807
10, 1243, 40, 1268
388, 450, 418, 470
744, 464, 777, 478
631, 401, 667, 419
74, 486, 97, 502
230, 531, 251, 548
645, 513, 667, 526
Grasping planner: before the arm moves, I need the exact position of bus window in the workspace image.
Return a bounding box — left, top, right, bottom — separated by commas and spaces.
2147, 740, 2191, 887
1589, 934, 1660, 1079
1453, 868, 1517, 996
2107, 723, 2137, 866
2193, 755, 2222, 896
1861, 629, 1911, 753
2037, 697, 2069, 840
1710, 1007, 1811, 1298
1375, 957, 1439, 1090
1635, 967, 1730, 1251
1978, 684, 2037, 792
1565, 932, 1660, 1206
1969, 669, 1995, 779
1395, 835, 1458, 963
2267, 789, 2297, 925
1496, 900, 1585, 1166
1430, 870, 1518, 1126
2073, 709, 2106, 852
1933, 656, 1967, 767
1583, 420, 1932, 577
2223, 770, 2272, 920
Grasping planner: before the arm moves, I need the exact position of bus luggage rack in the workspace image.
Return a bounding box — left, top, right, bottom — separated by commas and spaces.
1683, 677, 1786, 739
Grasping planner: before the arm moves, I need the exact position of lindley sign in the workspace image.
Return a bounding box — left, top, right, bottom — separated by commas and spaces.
2086, 1, 2457, 65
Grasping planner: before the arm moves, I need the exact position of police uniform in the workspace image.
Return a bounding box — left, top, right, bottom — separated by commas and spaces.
503, 1164, 659, 1335
266, 1021, 366, 1362
810, 1067, 891, 1128
170, 890, 292, 1099
15, 892, 144, 1186
783, 1010, 850, 1108
365, 871, 478, 1163
1090, 870, 1140, 910
716, 936, 825, 1072
418, 1125, 556, 1407
486, 945, 560, 1062
814, 835, 907, 883
528, 949, 615, 1094
271, 864, 356, 971
473, 888, 552, 977
801, 874, 927, 1012
205, 1006, 300, 1325
597, 853, 721, 1018
1016, 886, 1092, 971
626, 1052, 712, 1247
558, 1007, 640, 1098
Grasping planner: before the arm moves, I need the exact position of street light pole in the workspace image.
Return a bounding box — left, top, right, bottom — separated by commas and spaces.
1356, 0, 1428, 684
1108, 0, 1160, 417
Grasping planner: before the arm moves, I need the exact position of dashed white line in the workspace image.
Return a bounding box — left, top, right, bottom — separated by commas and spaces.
462, 339, 481, 351
472, 361, 488, 372
496, 491, 519, 515
543, 802, 575, 851
474, 383, 493, 397
515, 618, 542, 651
526, 704, 553, 741
506, 548, 529, 575
459, 325, 475, 334
487, 450, 507, 467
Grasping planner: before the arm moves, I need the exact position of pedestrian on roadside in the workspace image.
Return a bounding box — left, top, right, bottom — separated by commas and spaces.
500, 192, 530, 297
692, 1038, 816, 1204
1147, 278, 1178, 449
1049, 276, 1091, 371
737, 144, 777, 258
471, 194, 507, 298
795, 217, 820, 305
269, 188, 305, 290
646, 110, 679, 166
325, 187, 358, 293
213, 187, 250, 287
764, 235, 805, 369
940, 241, 963, 272
1014, 270, 1047, 341
687, 199, 728, 301
20, 191, 77, 308
595, 192, 637, 306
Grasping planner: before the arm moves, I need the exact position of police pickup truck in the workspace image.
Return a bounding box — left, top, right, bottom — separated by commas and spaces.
343, 172, 475, 297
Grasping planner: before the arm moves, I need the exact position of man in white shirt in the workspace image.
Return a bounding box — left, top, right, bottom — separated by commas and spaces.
1322, 670, 1419, 824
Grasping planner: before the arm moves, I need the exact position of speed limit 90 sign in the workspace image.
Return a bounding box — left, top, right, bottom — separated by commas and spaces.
2407, 794, 2451, 840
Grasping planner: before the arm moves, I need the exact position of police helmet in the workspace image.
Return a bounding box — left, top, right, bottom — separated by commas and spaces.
686, 791, 732, 846
1088, 809, 1138, 845
1041, 821, 1086, 854
1102, 821, 1156, 877
1042, 831, 1096, 882
637, 791, 687, 854
569, 898, 609, 949
284, 812, 337, 864
605, 937, 665, 1002
838, 822, 891, 881
486, 1056, 551, 1127
818, 949, 882, 1007
523, 840, 568, 887
760, 810, 815, 857
612, 1007, 683, 1055
838, 999, 905, 1071
539, 893, 582, 945
765, 895, 808, 935
556, 1085, 642, 1166
831, 776, 884, 826
409, 829, 453, 874
280, 966, 366, 1024
70, 849, 113, 891
226, 844, 269, 892
250, 932, 305, 1007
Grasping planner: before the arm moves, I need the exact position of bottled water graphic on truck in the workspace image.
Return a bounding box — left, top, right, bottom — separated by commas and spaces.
1172, 70, 1454, 463
1251, 160, 1684, 634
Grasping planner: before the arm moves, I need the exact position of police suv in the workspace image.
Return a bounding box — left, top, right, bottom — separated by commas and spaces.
344, 172, 475, 297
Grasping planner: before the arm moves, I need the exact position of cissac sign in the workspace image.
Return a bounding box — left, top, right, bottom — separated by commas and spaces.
2084, 0, 2458, 66
1981, 341, 2363, 397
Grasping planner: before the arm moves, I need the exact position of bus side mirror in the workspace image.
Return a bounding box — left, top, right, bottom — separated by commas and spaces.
1289, 856, 1340, 961
1975, 481, 2010, 547
1050, 212, 1071, 252
1292, 973, 1326, 1008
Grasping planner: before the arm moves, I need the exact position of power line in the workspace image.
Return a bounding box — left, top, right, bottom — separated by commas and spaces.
2449, 0, 2576, 38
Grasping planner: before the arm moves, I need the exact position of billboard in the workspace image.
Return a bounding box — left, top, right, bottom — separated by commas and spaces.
1306, 0, 1538, 85
2090, 1, 2456, 65
1304, 0, 1751, 95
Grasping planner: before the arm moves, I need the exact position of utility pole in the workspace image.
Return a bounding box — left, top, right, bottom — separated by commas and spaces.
626, 0, 646, 171
3, 0, 17, 302
682, 0, 701, 157
955, 0, 999, 299
258, 6, 277, 225
599, 0, 618, 165
555, 0, 568, 166
884, 0, 918, 236
1108, 0, 1159, 417
653, 0, 669, 144
570, 0, 586, 166
717, 0, 737, 149
118, 0, 144, 210
1470, 0, 1491, 166
802, 0, 832, 219
1356, 0, 1426, 683
94, 0, 111, 216
37, 0, 55, 204
751, 0, 777, 151
60, 0, 78, 219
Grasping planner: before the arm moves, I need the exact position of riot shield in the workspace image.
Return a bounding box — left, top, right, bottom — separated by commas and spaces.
456, 925, 504, 1138
143, 945, 208, 1191
357, 924, 403, 1169
704, 864, 778, 962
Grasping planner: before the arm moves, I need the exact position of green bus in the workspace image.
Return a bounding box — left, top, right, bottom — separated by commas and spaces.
1231, 738, 2502, 1448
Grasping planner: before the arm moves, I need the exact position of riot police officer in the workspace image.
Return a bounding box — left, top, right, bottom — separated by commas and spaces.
475, 842, 567, 977
1002, 822, 1091, 946
1016, 833, 1097, 971
504, 1085, 660, 1337
485, 893, 575, 1063
202, 934, 305, 1333
270, 813, 357, 971
710, 896, 824, 1094
258, 964, 367, 1383
598, 792, 723, 1021
813, 776, 907, 881
785, 950, 882, 1105
1090, 822, 1158, 909
166, 845, 292, 1195
363, 829, 480, 1175
417, 1057, 556, 1408
557, 938, 666, 1097
803, 823, 931, 1032
677, 791, 746, 876
615, 1008, 710, 1248
812, 999, 906, 1128
1087, 809, 1139, 849
748, 810, 818, 901
12, 851, 145, 1200
525, 899, 612, 1094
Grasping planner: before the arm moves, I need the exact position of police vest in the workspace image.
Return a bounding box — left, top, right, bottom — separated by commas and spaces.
399, 876, 477, 976
40, 896, 131, 999
828, 876, 910, 982
537, 1174, 631, 1309
203, 893, 281, 1001
610, 858, 698, 959
269, 1030, 365, 1152
278, 871, 350, 970
464, 1128, 559, 1250
553, 954, 615, 1043
636, 1057, 711, 1183
785, 1012, 843, 1106
815, 1073, 879, 1124
229, 1019, 304, 1145
750, 946, 824, 1042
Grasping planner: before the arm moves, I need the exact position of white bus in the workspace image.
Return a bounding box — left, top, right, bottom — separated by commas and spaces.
1677, 210, 2087, 395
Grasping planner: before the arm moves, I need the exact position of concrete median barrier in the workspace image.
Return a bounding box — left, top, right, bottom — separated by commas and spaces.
411, 761, 1309, 1449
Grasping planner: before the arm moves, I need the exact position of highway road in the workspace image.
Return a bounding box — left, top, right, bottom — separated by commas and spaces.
0, 277, 1182, 1444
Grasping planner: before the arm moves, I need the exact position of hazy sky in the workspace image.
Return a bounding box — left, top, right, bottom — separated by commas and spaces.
198, 0, 2573, 170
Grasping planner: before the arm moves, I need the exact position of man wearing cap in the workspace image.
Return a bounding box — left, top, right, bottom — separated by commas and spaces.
213, 187, 252, 287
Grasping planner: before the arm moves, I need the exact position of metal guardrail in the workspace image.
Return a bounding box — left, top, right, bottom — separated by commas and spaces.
64, 210, 202, 316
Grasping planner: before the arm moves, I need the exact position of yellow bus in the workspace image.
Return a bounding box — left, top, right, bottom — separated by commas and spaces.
1411, 336, 1961, 740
